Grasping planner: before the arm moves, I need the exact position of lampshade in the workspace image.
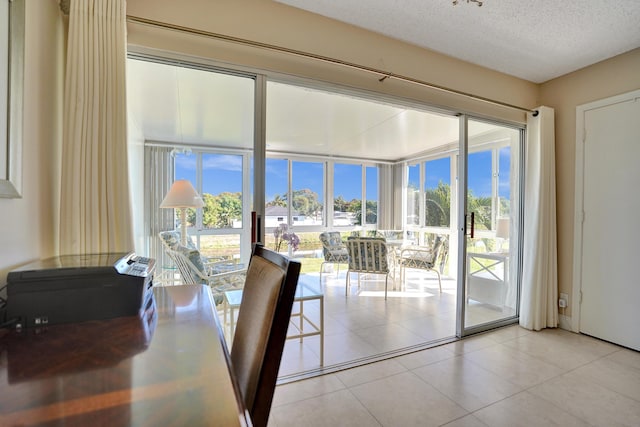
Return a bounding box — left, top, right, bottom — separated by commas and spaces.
496, 218, 510, 239
160, 180, 204, 209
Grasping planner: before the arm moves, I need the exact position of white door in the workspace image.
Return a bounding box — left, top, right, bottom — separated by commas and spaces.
578, 92, 640, 350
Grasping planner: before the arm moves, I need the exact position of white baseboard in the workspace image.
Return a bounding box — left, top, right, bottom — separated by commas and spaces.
558, 314, 572, 331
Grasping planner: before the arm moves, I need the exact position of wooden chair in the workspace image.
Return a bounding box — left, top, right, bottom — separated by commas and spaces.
230, 244, 301, 427
345, 236, 391, 299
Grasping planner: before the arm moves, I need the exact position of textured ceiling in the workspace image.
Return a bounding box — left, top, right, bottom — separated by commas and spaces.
275, 0, 640, 83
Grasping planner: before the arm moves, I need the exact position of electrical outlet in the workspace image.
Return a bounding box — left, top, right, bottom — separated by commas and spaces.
559, 293, 568, 308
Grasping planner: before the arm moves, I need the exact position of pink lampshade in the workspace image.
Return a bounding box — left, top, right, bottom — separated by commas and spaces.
160, 180, 204, 209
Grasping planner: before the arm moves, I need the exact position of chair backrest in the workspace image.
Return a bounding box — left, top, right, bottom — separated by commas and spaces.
158, 230, 197, 251
319, 231, 345, 258
163, 244, 208, 285
345, 236, 389, 273
231, 244, 301, 427
400, 235, 446, 268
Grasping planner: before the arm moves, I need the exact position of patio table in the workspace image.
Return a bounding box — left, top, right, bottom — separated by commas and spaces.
223, 275, 324, 365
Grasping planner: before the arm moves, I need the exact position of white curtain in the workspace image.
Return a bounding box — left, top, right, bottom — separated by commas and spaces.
378, 164, 395, 229
378, 163, 405, 230
520, 106, 558, 330
60, 0, 133, 255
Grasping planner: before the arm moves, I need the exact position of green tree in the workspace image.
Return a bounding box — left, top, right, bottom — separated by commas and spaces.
333, 195, 348, 213
349, 199, 377, 225
197, 192, 243, 228
467, 191, 492, 230
292, 188, 322, 217
267, 194, 287, 207
425, 181, 451, 227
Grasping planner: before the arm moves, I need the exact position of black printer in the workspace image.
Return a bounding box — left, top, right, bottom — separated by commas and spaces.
6, 252, 155, 328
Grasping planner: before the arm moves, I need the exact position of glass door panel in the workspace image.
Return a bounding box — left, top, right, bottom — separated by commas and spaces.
463, 119, 522, 330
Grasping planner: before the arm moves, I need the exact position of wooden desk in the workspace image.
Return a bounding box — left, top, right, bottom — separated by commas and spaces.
0, 285, 251, 427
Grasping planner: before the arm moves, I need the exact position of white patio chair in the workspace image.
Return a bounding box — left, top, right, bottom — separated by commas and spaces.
345, 236, 391, 299
318, 231, 349, 283
398, 235, 446, 293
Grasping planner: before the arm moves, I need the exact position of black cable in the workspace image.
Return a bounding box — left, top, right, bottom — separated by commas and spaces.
0, 316, 17, 329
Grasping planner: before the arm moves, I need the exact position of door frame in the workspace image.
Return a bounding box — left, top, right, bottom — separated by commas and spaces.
572, 88, 640, 333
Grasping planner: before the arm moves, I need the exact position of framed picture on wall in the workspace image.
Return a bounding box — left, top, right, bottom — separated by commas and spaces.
0, 0, 24, 198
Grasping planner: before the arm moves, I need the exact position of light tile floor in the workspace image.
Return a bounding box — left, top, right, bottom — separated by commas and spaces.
269, 325, 640, 427
276, 269, 516, 378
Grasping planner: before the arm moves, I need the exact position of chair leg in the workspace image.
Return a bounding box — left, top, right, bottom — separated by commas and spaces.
345, 269, 350, 296
384, 275, 388, 300
320, 261, 325, 285
434, 269, 442, 293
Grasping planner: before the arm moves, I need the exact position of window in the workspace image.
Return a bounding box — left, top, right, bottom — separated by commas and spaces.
201, 153, 243, 229
334, 163, 367, 227
173, 150, 249, 262
292, 160, 324, 226
265, 157, 289, 227
406, 163, 420, 226
424, 157, 451, 227
498, 146, 511, 218
405, 157, 452, 230
467, 150, 493, 231
365, 166, 378, 225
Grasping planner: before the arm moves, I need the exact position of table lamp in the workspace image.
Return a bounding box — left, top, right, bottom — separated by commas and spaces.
160, 180, 204, 246
495, 217, 509, 253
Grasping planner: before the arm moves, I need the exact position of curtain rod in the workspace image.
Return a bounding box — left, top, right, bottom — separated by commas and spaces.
127, 15, 538, 116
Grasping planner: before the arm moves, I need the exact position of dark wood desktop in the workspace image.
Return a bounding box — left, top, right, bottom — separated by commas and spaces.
0, 285, 251, 426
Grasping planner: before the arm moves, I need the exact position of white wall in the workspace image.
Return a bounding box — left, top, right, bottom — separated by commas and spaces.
0, 0, 64, 284
540, 48, 640, 321
126, 0, 538, 125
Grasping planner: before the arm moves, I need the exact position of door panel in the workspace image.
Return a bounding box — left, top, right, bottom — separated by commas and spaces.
463, 119, 522, 331
580, 96, 640, 350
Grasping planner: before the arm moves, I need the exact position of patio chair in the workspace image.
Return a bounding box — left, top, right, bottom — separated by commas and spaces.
398, 235, 446, 293
318, 231, 349, 283
158, 229, 197, 250
159, 232, 246, 305
345, 236, 391, 299
159, 229, 227, 271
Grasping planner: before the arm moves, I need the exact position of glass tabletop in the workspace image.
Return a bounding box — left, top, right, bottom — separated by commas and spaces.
224, 276, 323, 308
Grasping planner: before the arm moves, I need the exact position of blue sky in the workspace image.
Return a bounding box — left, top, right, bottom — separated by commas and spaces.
175, 149, 510, 201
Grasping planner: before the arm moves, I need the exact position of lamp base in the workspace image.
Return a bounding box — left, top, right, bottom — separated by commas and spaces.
179, 207, 188, 246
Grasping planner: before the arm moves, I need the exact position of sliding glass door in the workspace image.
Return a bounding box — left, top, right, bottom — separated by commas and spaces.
459, 117, 523, 334
128, 56, 256, 267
